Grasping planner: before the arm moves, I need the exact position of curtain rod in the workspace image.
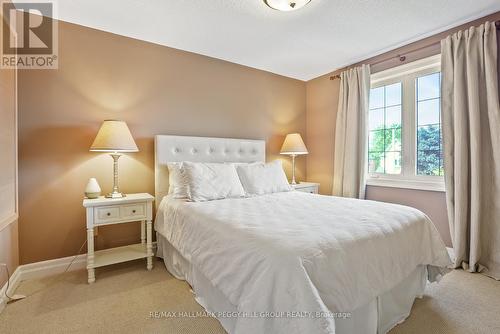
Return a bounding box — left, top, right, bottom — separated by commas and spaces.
330, 20, 500, 80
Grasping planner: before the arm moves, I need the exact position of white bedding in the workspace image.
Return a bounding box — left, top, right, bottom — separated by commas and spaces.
155, 191, 451, 334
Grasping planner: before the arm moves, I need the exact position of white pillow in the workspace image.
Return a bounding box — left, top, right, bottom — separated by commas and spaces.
182, 162, 245, 202
167, 162, 189, 199
236, 160, 292, 195
225, 162, 260, 168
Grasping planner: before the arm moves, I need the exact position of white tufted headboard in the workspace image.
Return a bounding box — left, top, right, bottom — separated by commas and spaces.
154, 135, 266, 207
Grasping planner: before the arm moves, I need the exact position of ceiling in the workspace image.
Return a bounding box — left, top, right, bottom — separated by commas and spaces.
18, 0, 500, 80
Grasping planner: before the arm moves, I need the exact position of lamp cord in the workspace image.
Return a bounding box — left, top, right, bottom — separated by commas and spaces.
2, 239, 87, 303
1, 263, 14, 300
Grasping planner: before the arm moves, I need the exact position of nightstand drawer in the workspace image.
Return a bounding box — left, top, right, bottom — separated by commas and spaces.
295, 186, 318, 194
96, 206, 120, 222
120, 204, 146, 220
292, 182, 319, 194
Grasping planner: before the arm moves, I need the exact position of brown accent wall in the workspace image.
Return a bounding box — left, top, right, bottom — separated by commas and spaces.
306, 12, 500, 247
18, 20, 306, 264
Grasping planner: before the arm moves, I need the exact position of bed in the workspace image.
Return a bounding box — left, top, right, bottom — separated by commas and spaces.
154, 135, 451, 334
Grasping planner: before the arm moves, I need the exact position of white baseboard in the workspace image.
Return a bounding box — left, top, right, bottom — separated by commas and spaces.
0, 242, 157, 314
19, 254, 87, 282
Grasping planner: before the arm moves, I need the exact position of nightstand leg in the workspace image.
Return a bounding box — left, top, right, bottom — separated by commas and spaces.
146, 220, 153, 270
141, 221, 146, 244
87, 228, 95, 284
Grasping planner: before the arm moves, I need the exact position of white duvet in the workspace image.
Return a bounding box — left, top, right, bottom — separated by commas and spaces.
155, 191, 451, 334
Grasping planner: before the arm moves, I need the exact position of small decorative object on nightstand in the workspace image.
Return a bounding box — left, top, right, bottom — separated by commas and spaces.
83, 193, 154, 284
291, 182, 319, 194
85, 178, 101, 199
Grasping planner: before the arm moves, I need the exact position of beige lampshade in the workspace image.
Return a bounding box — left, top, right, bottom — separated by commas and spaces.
280, 133, 308, 155
90, 120, 139, 152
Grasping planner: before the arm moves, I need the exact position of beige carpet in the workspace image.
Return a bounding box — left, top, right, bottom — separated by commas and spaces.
1, 259, 499, 334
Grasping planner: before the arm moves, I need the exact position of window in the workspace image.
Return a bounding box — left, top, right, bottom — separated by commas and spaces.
367, 55, 444, 191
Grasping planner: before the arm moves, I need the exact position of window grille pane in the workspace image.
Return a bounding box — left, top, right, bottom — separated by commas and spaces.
369, 87, 384, 109
417, 99, 440, 126
385, 82, 401, 106
386, 106, 402, 128
417, 150, 441, 176
369, 152, 385, 173
384, 128, 401, 152
417, 125, 440, 151
417, 72, 440, 100
369, 108, 384, 130
385, 151, 402, 175
369, 130, 384, 152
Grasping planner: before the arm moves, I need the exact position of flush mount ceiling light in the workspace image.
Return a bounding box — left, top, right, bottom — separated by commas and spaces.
264, 0, 312, 11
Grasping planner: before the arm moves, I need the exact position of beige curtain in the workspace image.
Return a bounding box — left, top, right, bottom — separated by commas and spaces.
441, 21, 500, 279
333, 65, 370, 199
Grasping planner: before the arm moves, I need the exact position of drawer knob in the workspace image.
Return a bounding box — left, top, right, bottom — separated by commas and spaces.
132, 210, 136, 213
107, 212, 111, 216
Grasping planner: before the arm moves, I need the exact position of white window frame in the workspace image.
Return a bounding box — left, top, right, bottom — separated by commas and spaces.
367, 54, 444, 192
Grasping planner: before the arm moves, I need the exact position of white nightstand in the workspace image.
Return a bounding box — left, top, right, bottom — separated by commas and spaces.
83, 193, 154, 284
291, 182, 320, 194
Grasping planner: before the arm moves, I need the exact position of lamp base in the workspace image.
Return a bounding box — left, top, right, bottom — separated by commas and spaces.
290, 154, 297, 185
107, 153, 125, 199
106, 192, 126, 199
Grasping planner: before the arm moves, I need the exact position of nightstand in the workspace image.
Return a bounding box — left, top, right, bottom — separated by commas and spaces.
83, 193, 154, 284
291, 182, 320, 194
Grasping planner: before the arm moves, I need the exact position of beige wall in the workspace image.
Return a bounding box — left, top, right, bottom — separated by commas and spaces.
305, 73, 339, 195
18, 20, 306, 264
305, 12, 500, 247
0, 4, 19, 285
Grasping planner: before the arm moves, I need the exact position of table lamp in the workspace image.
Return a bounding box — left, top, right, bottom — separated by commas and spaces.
90, 120, 139, 198
280, 133, 308, 185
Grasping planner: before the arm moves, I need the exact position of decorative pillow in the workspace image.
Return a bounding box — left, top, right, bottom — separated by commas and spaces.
236, 160, 292, 196
182, 162, 246, 202
167, 162, 189, 199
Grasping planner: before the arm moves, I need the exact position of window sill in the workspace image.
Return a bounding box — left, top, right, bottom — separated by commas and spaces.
366, 177, 445, 192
